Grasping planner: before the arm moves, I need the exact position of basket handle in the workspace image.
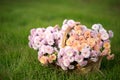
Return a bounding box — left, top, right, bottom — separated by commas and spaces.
61, 27, 72, 48
61, 22, 81, 48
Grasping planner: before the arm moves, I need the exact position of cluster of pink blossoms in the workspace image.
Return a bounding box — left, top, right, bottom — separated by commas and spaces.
28, 26, 60, 64
28, 19, 114, 70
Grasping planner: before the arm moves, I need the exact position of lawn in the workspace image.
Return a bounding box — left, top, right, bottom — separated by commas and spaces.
0, 0, 120, 80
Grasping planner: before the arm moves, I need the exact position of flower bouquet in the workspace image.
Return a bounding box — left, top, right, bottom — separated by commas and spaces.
28, 19, 114, 74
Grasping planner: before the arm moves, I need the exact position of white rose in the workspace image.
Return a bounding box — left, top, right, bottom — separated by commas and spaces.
92, 24, 100, 31
67, 20, 75, 28
101, 32, 109, 40
62, 24, 68, 31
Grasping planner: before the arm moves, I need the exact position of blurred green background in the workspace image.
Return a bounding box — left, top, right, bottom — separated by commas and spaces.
0, 0, 120, 80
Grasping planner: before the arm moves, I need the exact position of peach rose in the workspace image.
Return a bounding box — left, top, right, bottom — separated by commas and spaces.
87, 38, 96, 48
84, 30, 91, 39
72, 40, 80, 50
39, 56, 48, 65
97, 33, 101, 39
76, 44, 82, 51
77, 43, 88, 51
49, 54, 56, 60
48, 57, 53, 63
74, 25, 82, 31
101, 49, 111, 57
75, 30, 82, 35
81, 43, 88, 48
94, 44, 100, 52
79, 36, 85, 43
73, 34, 79, 40
101, 49, 109, 56
48, 54, 56, 63
66, 36, 74, 46
103, 42, 111, 49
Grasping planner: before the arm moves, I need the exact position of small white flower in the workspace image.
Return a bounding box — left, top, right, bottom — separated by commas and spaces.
92, 24, 100, 31
39, 33, 45, 39
67, 20, 75, 28
101, 32, 109, 40
69, 57, 74, 62
108, 30, 114, 38
47, 39, 54, 45
75, 55, 83, 63
30, 28, 36, 35
46, 26, 54, 32
66, 51, 74, 57
82, 25, 87, 30
53, 32, 59, 40
63, 59, 70, 67
34, 37, 41, 48
99, 28, 107, 34
65, 46, 74, 57
81, 47, 90, 58
36, 28, 43, 35
68, 65, 74, 69
62, 24, 68, 31
34, 37, 39, 42
98, 24, 103, 29
45, 45, 54, 54
32, 45, 38, 50
39, 45, 46, 54
38, 50, 43, 58
61, 63, 67, 70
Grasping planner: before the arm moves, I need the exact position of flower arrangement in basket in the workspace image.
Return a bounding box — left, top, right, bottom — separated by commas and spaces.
28, 19, 114, 74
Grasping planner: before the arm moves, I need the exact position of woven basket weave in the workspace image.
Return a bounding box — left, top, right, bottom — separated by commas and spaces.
61, 24, 103, 74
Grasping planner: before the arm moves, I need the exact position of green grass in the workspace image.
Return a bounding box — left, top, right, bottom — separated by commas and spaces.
0, 0, 120, 80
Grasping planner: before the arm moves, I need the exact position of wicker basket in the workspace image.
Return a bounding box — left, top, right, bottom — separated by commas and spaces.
61, 24, 103, 74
